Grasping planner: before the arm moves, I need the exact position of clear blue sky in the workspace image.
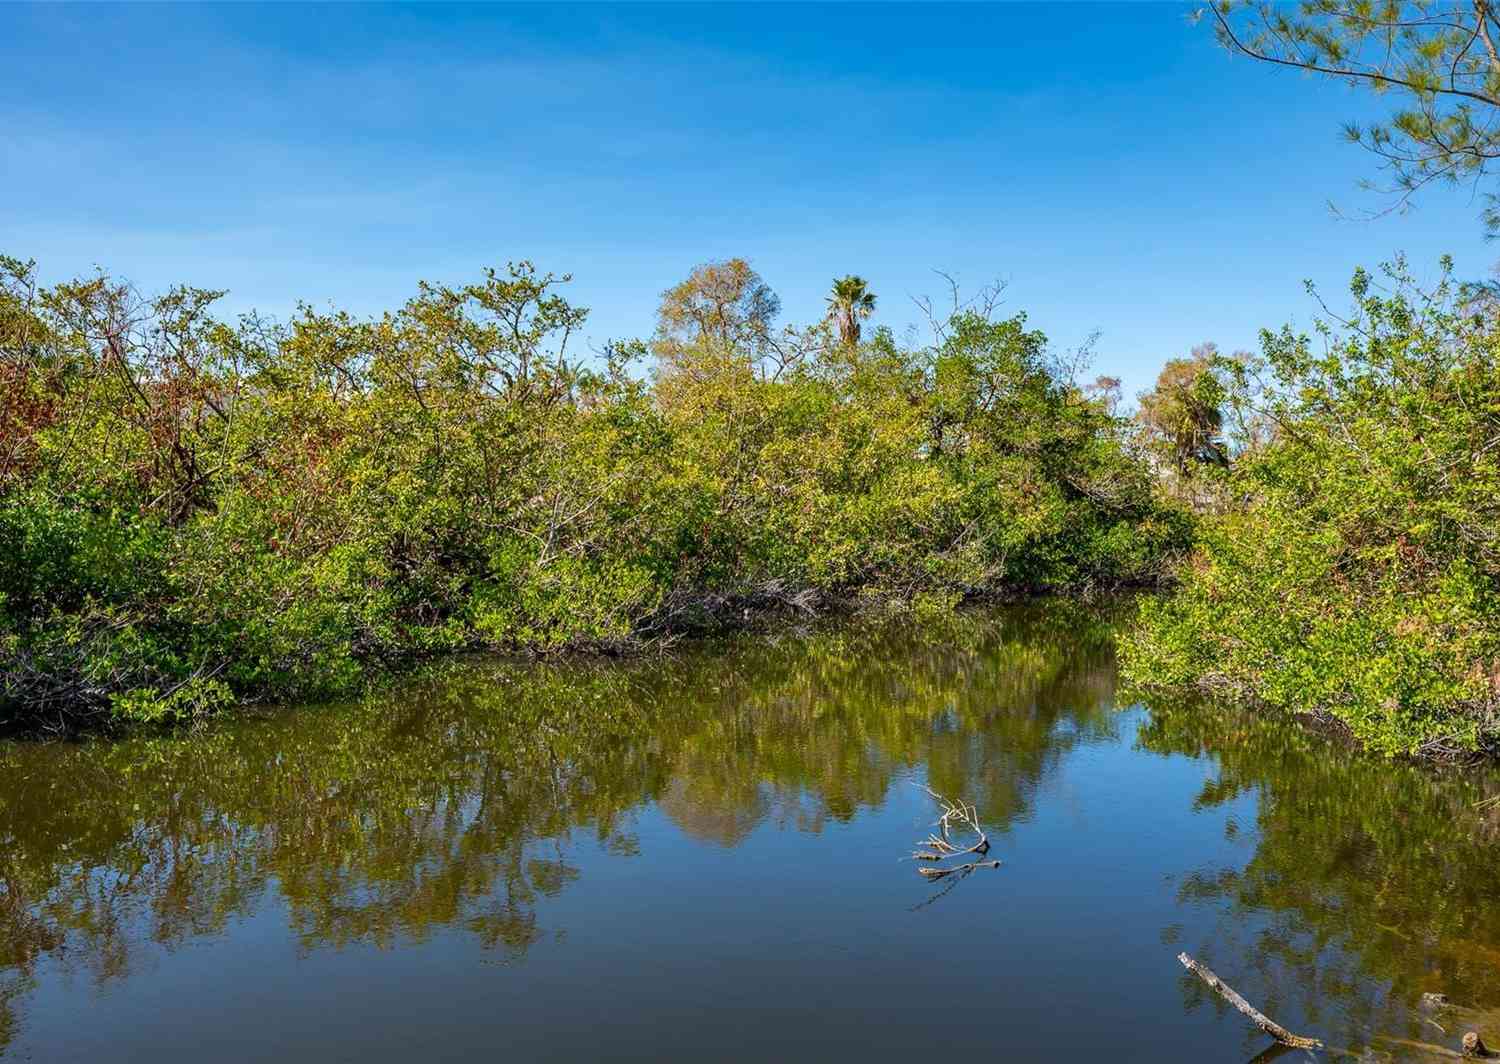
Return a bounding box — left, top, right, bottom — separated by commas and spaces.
2, 2, 1491, 397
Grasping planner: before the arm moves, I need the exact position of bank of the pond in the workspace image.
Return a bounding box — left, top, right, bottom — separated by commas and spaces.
1, 586, 1142, 740
1123, 674, 1500, 767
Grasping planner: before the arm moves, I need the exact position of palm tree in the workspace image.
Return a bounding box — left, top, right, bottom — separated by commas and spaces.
826, 275, 876, 346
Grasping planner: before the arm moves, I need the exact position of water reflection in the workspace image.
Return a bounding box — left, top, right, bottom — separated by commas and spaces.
1, 600, 1499, 1061
0, 603, 1117, 1053
1136, 696, 1500, 1057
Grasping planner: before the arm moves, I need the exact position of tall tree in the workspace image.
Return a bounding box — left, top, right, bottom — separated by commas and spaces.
653, 259, 780, 362
1137, 343, 1230, 474
826, 275, 877, 346
1203, 1, 1500, 230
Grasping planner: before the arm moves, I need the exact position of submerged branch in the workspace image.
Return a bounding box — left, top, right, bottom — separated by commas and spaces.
916, 859, 1001, 879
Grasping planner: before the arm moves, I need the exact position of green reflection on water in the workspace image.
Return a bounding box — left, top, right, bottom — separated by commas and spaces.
1136, 695, 1500, 1054
2, 599, 1499, 1059
0, 602, 1117, 1049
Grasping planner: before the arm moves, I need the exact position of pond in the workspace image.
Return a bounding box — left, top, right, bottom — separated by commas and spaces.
3, 600, 1500, 1062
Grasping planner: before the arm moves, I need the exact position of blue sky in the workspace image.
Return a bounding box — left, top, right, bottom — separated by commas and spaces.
2, 2, 1492, 397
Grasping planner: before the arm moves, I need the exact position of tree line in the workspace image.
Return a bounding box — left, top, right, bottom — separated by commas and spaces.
0, 253, 1187, 729
5, 243, 1496, 757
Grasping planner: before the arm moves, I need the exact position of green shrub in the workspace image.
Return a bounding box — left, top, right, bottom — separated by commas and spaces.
1125, 261, 1500, 756
0, 255, 1183, 728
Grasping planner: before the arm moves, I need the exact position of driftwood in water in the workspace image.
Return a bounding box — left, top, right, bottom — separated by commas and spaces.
912, 787, 990, 861
916, 859, 1001, 879
910, 786, 1000, 882
1177, 952, 1323, 1050
1182, 955, 1494, 1059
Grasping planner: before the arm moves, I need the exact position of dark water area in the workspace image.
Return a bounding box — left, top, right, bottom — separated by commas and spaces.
4, 602, 1500, 1062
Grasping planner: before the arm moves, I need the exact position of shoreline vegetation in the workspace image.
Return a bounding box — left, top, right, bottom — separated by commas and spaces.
1124, 260, 1500, 762
0, 255, 1184, 733
3, 252, 1498, 760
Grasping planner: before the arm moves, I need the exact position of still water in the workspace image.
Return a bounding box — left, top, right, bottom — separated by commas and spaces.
4, 601, 1500, 1062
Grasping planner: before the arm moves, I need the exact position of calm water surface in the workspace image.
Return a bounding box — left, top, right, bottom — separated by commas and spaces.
4, 602, 1500, 1062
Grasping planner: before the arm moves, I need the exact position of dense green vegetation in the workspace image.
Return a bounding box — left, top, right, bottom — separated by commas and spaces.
9, 238, 1496, 758
0, 254, 1182, 728
1112, 2, 1500, 759
1125, 262, 1500, 757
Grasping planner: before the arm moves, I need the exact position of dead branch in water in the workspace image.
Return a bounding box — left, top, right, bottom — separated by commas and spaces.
911, 786, 991, 860
916, 859, 1001, 879
1177, 953, 1322, 1050
1180, 954, 1500, 1059
909, 785, 1000, 883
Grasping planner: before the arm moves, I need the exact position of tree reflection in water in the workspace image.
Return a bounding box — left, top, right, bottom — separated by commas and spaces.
0, 602, 1118, 1049
3, 599, 1500, 1060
